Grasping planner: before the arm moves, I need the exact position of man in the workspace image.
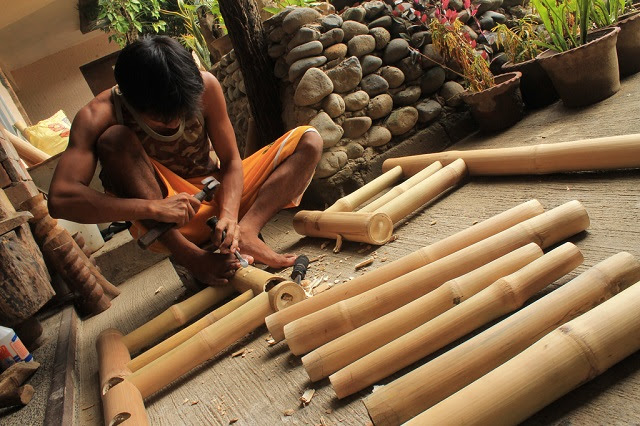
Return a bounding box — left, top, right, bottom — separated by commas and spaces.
48, 36, 323, 285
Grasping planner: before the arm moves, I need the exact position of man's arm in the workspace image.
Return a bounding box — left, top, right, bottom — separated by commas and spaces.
201, 72, 244, 253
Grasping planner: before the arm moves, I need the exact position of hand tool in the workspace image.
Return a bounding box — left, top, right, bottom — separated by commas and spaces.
205, 216, 249, 268
138, 176, 220, 250
291, 255, 309, 285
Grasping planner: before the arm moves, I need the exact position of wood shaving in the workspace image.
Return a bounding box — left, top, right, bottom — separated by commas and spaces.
190, 400, 199, 405
430, 220, 437, 225
390, 234, 398, 242
380, 257, 388, 262
313, 283, 331, 295
81, 404, 95, 411
229, 419, 238, 424
241, 349, 254, 358
472, 220, 478, 225
320, 241, 330, 250
183, 398, 190, 404
299, 389, 315, 406
333, 235, 343, 253
309, 254, 326, 263
154, 286, 164, 295
284, 408, 295, 416
355, 258, 374, 270
266, 338, 276, 346
357, 244, 372, 253
231, 348, 247, 357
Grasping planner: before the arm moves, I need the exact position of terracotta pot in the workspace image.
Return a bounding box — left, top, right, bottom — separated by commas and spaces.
501, 58, 558, 109
461, 71, 524, 133
537, 27, 621, 108
616, 11, 640, 77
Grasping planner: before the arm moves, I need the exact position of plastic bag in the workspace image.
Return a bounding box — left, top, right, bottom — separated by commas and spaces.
23, 110, 71, 156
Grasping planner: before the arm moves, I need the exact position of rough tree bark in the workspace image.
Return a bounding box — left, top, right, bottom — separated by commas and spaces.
218, 0, 284, 148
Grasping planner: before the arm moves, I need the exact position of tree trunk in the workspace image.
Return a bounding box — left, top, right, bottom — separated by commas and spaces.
218, 0, 284, 147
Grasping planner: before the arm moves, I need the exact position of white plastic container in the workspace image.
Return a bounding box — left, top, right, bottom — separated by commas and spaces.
0, 326, 33, 371
57, 219, 105, 253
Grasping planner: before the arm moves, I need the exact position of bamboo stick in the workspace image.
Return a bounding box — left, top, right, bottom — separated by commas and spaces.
292, 211, 394, 245
331, 243, 583, 398
412, 281, 640, 426
364, 252, 640, 426
359, 162, 442, 213
374, 159, 467, 224
382, 133, 640, 177
127, 281, 305, 398
0, 126, 50, 167
265, 200, 546, 342
127, 290, 254, 372
302, 243, 543, 382
284, 201, 589, 355
325, 165, 403, 212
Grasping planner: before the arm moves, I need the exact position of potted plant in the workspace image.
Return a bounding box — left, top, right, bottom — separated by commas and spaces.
532, 0, 622, 107
591, 0, 640, 77
493, 18, 559, 108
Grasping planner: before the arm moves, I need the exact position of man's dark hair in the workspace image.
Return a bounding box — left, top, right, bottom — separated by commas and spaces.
114, 35, 204, 122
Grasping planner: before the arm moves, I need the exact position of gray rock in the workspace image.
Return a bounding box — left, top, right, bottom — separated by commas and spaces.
295, 107, 318, 125
366, 93, 394, 119
343, 116, 373, 138
316, 150, 348, 177
288, 56, 328, 81
348, 34, 376, 57
369, 27, 391, 50
361, 55, 383, 75
368, 16, 393, 29
342, 6, 367, 22
343, 90, 370, 111
411, 31, 432, 48
421, 44, 445, 69
416, 99, 443, 123
364, 1, 386, 19
310, 112, 344, 148
324, 43, 348, 61
268, 43, 286, 59
478, 14, 495, 30
342, 21, 369, 41
286, 40, 324, 65
473, 0, 504, 15
392, 86, 421, 106
294, 68, 334, 106
322, 14, 344, 31
268, 27, 286, 43
363, 126, 392, 147
458, 10, 472, 23
283, 8, 322, 34
380, 66, 405, 88
383, 38, 410, 64
462, 25, 478, 41
484, 10, 507, 24
450, 0, 465, 10
322, 93, 346, 118
439, 81, 466, 107
287, 27, 321, 50
226, 59, 240, 74
274, 58, 288, 79
319, 28, 345, 48
397, 56, 423, 81
345, 141, 365, 158
325, 56, 363, 93
385, 106, 419, 135
509, 5, 531, 18
360, 74, 390, 97
420, 66, 446, 94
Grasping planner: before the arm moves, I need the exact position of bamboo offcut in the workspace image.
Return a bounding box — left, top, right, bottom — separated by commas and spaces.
0, 127, 50, 167
325, 165, 403, 212
302, 243, 543, 382
413, 281, 640, 426
284, 201, 589, 355
265, 200, 546, 342
382, 133, 640, 176
364, 252, 640, 426
292, 211, 394, 245
330, 243, 583, 398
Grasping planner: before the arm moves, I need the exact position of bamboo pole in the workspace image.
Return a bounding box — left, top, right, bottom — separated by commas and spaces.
292, 211, 394, 245
412, 281, 640, 426
0, 126, 50, 167
231, 265, 287, 295
265, 199, 546, 342
374, 159, 467, 224
127, 290, 253, 372
359, 162, 442, 213
382, 133, 640, 177
331, 243, 583, 398
284, 200, 589, 355
325, 166, 404, 212
364, 252, 640, 426
127, 281, 305, 398
302, 243, 543, 382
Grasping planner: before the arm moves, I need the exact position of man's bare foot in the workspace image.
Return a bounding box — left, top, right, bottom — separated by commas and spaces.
182, 250, 247, 286
238, 231, 296, 268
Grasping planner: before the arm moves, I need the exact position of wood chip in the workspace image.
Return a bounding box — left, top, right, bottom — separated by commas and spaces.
313, 283, 331, 295
229, 419, 238, 424
183, 398, 190, 404
81, 404, 95, 411
320, 241, 330, 250
333, 235, 343, 253
472, 220, 478, 225
430, 220, 437, 225
357, 244, 372, 253
190, 400, 199, 405
380, 257, 388, 262
266, 338, 276, 346
355, 258, 374, 270
300, 389, 315, 406
241, 349, 253, 358
231, 349, 246, 357
154, 286, 164, 295
284, 408, 295, 416
309, 254, 326, 263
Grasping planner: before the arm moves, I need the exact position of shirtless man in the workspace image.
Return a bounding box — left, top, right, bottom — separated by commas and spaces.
48, 36, 323, 285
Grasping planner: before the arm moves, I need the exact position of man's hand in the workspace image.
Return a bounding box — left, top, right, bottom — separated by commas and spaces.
149, 193, 201, 227
212, 216, 240, 254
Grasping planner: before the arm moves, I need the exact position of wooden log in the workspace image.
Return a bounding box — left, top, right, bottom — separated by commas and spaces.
127, 281, 306, 398
0, 384, 35, 408
284, 200, 589, 355
265, 200, 546, 342
0, 361, 40, 388
374, 159, 467, 224
359, 162, 442, 213
0, 126, 50, 167
412, 281, 640, 426
292, 211, 394, 245
331, 243, 583, 398
326, 166, 404, 213
127, 290, 253, 372
302, 243, 543, 382
382, 133, 640, 177
363, 252, 640, 426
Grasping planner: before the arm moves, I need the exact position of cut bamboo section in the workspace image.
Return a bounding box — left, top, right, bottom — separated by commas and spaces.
284, 201, 589, 355
382, 133, 640, 176
302, 243, 543, 382
231, 265, 287, 296
375, 159, 467, 224
364, 252, 640, 426
325, 165, 403, 212
359, 162, 443, 213
265, 200, 546, 342
331, 243, 583, 398
412, 281, 640, 426
0, 126, 50, 167
127, 281, 305, 398
292, 211, 393, 245
127, 290, 253, 372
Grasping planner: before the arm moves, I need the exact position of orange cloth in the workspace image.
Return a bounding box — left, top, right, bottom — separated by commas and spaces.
130, 125, 315, 250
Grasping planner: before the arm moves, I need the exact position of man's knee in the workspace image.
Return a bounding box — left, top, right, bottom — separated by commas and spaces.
297, 130, 323, 165
96, 125, 142, 161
